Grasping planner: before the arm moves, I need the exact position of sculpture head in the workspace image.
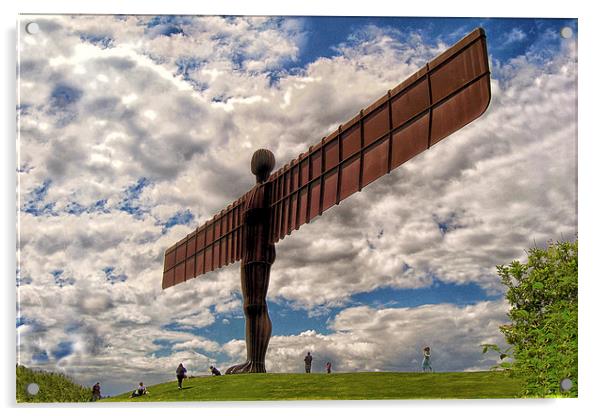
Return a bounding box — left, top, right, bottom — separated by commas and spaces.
251, 148, 275, 183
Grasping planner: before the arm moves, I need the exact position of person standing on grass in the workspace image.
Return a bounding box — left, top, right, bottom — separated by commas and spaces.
91, 382, 101, 401
304, 352, 313, 373
176, 363, 187, 389
325, 362, 332, 374
422, 346, 433, 372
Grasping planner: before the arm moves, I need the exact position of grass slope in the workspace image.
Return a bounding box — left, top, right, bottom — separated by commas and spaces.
104, 371, 523, 402
16, 365, 91, 403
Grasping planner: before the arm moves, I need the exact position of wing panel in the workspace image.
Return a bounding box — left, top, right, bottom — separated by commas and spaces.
391, 79, 430, 130
175, 242, 186, 264
162, 195, 247, 288
185, 257, 195, 280
174, 263, 185, 285
430, 40, 488, 104
281, 197, 289, 239
341, 124, 361, 160
340, 156, 361, 201
298, 188, 308, 225
430, 76, 490, 146
195, 250, 205, 276
362, 140, 389, 188
162, 268, 174, 289
309, 180, 321, 221
324, 140, 339, 171
364, 104, 389, 147
322, 170, 338, 213
164, 248, 176, 271
391, 114, 430, 170
288, 194, 297, 234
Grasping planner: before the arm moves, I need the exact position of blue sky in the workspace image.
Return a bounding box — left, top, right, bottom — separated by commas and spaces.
171, 279, 499, 346
297, 17, 576, 69
17, 15, 577, 395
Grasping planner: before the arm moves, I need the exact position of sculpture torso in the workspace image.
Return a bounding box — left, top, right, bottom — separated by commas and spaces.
242, 182, 275, 265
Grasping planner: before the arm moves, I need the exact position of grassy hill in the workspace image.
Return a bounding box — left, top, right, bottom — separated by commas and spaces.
103, 371, 523, 402
16, 365, 92, 403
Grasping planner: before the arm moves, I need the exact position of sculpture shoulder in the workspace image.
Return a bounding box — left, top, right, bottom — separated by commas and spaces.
245, 183, 270, 211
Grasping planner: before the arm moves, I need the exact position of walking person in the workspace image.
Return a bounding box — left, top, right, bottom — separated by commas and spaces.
176, 363, 187, 389
325, 362, 332, 374
91, 382, 101, 401
304, 352, 313, 373
422, 346, 433, 372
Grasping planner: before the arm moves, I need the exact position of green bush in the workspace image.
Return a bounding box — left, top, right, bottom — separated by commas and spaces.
496, 239, 578, 397
16, 365, 92, 403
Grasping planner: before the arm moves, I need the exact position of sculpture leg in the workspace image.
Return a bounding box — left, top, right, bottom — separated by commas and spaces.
226, 261, 272, 374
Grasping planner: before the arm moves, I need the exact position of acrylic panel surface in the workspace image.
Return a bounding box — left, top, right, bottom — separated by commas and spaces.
17, 15, 577, 401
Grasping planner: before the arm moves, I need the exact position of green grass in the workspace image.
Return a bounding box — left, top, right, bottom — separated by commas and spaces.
103, 371, 524, 402
16, 365, 92, 403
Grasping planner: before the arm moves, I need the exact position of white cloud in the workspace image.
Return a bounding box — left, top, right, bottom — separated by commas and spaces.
223, 300, 511, 374
503, 28, 527, 45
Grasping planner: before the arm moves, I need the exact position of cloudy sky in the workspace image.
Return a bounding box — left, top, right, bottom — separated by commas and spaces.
16, 15, 577, 396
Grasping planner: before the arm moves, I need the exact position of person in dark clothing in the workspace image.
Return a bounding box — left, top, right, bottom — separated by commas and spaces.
91, 382, 101, 401
325, 362, 332, 374
210, 365, 222, 376
176, 363, 187, 389
304, 352, 313, 373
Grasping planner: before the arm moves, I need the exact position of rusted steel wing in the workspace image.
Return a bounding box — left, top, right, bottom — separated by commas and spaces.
267, 27, 490, 244
162, 193, 249, 289
162, 28, 491, 289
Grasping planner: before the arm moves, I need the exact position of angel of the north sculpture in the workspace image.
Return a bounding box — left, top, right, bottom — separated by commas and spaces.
162, 28, 491, 374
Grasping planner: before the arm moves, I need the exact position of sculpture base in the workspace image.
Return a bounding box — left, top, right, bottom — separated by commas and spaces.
225, 360, 266, 374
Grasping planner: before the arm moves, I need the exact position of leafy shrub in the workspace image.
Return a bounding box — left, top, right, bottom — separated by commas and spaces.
496, 239, 578, 397
16, 365, 92, 403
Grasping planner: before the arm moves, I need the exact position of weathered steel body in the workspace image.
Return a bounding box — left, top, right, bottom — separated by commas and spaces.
162, 28, 491, 373
226, 152, 276, 374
